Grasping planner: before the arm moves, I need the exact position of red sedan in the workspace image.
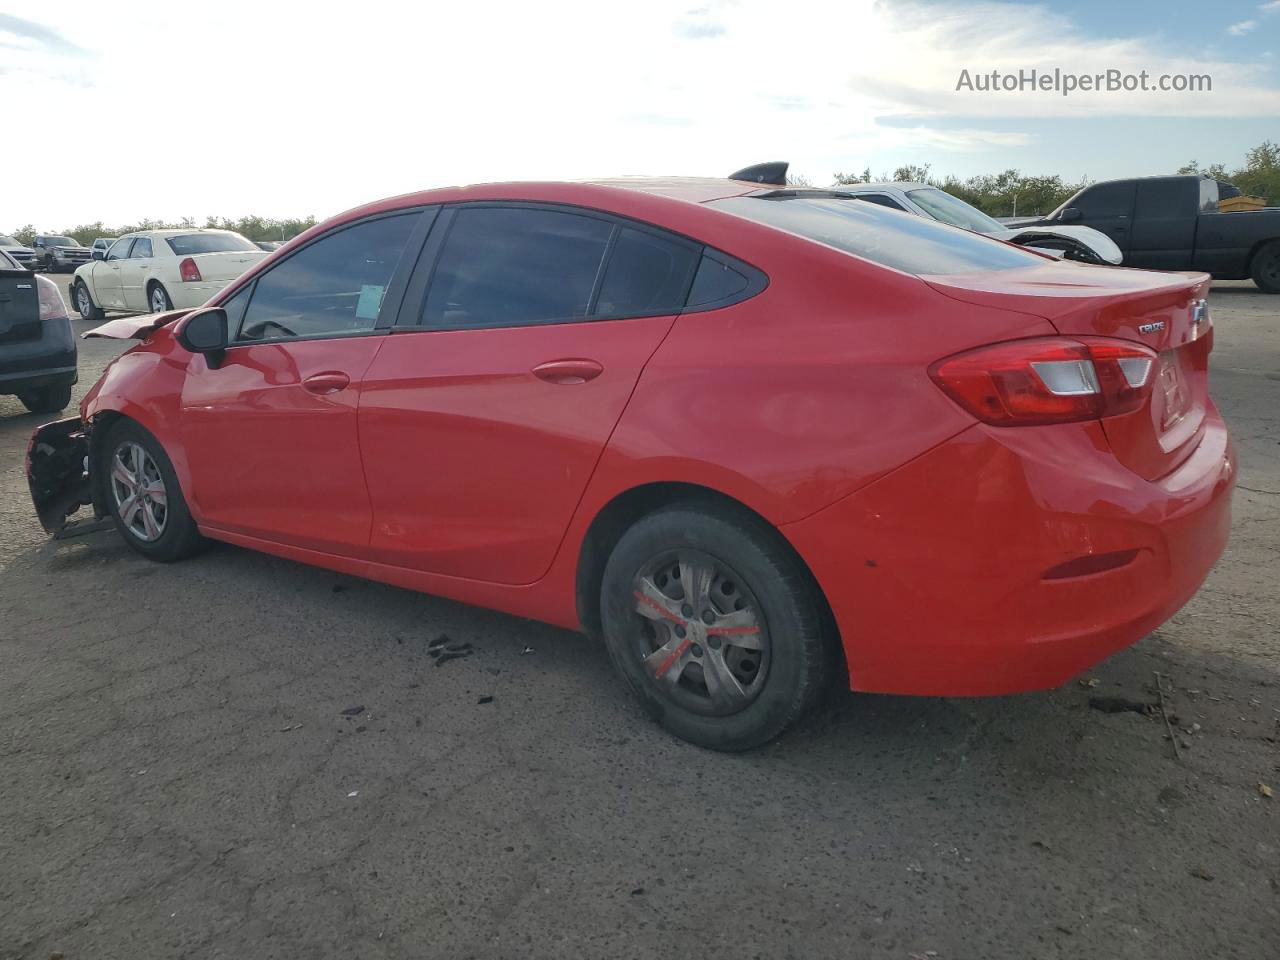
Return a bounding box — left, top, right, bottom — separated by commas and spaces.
27, 165, 1234, 750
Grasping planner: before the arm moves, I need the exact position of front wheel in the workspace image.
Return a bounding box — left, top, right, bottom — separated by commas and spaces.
148, 283, 173, 313
74, 281, 105, 321
600, 502, 837, 751
102, 419, 207, 561
1250, 240, 1280, 293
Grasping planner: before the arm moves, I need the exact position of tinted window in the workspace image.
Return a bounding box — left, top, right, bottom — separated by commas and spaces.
0, 236, 19, 245
422, 207, 612, 328
711, 196, 1044, 275
43, 236, 76, 247
167, 233, 259, 255
132, 237, 153, 258
687, 255, 750, 307
1135, 178, 1192, 218
237, 213, 417, 342
594, 228, 697, 317
218, 283, 252, 333
106, 239, 134, 261
855, 194, 908, 212
906, 188, 1004, 233
1070, 181, 1134, 219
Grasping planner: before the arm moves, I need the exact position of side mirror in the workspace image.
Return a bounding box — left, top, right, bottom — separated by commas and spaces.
177, 307, 229, 368
92, 249, 105, 261
1059, 207, 1082, 223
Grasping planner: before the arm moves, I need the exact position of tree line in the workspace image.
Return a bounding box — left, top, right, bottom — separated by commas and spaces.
8, 141, 1278, 241
4, 215, 319, 247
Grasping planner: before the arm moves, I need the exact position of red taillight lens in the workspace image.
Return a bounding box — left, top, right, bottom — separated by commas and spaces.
930, 337, 1158, 426
34, 274, 69, 321
179, 257, 202, 282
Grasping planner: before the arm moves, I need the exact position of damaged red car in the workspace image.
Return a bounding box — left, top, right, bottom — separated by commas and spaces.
27, 163, 1235, 750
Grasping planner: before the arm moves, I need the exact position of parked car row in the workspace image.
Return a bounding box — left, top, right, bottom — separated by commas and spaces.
26, 162, 1234, 750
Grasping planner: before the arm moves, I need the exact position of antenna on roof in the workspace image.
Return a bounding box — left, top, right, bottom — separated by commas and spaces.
729, 161, 789, 185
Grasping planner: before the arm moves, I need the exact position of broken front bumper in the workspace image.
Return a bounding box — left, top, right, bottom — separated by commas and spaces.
26, 417, 94, 534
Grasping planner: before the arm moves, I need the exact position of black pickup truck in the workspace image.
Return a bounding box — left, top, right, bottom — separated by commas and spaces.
1004, 175, 1280, 292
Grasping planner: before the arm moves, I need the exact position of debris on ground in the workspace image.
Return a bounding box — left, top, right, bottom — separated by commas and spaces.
347, 790, 359, 798
428, 633, 474, 666
1078, 677, 1099, 688
477, 695, 494, 705
278, 723, 303, 732
1191, 867, 1215, 881
340, 705, 366, 717
1088, 695, 1155, 715
1260, 783, 1274, 799
521, 645, 536, 655
1154, 672, 1182, 760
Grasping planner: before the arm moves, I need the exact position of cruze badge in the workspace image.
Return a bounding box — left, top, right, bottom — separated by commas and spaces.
1138, 321, 1166, 334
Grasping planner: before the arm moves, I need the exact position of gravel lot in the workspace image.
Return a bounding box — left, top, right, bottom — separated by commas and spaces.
1, 275, 1276, 959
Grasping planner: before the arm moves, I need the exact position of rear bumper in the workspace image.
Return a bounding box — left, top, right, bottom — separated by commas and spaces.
170, 280, 231, 308
783, 412, 1235, 696
0, 316, 77, 394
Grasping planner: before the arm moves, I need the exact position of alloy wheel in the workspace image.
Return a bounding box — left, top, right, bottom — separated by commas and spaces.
110, 441, 168, 542
76, 285, 90, 316
629, 549, 769, 716
150, 287, 168, 312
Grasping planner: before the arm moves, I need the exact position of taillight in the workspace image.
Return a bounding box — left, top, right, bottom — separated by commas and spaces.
34, 274, 69, 321
929, 337, 1158, 426
179, 257, 202, 282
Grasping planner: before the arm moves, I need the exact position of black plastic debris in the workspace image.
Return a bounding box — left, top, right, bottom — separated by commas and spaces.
340, 705, 366, 717
477, 695, 494, 705
428, 633, 474, 667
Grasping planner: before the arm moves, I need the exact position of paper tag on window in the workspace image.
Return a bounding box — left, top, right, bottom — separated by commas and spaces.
355, 284, 385, 321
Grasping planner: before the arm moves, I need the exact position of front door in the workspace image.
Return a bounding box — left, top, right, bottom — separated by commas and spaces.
94, 238, 132, 310
179, 211, 425, 555
118, 235, 155, 311
358, 204, 699, 584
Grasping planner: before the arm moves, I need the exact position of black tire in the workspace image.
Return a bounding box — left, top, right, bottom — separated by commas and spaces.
148, 282, 173, 312
44, 256, 55, 273
73, 280, 105, 321
101, 419, 208, 562
600, 501, 837, 751
1250, 240, 1280, 293
18, 383, 73, 414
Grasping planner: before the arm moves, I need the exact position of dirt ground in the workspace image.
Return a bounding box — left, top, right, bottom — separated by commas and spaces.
0, 275, 1276, 959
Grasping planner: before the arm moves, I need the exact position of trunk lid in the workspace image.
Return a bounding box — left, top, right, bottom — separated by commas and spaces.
924, 262, 1214, 481
0, 269, 40, 343
189, 250, 267, 283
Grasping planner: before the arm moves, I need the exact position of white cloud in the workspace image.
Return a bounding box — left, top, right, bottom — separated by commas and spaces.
1261, 1, 1280, 12
0, 0, 1276, 226
1228, 19, 1258, 35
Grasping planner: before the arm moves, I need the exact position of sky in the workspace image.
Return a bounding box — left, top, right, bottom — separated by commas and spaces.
1, 0, 1278, 228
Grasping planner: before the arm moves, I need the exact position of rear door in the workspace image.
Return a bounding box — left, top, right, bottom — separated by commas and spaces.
358, 203, 698, 584
1127, 178, 1198, 270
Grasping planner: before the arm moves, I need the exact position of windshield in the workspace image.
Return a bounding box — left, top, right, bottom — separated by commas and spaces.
711, 195, 1045, 275
165, 233, 259, 255
0, 235, 20, 246
906, 189, 1005, 233
45, 236, 78, 247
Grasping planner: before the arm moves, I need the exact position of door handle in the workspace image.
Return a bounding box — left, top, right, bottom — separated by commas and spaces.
531, 358, 603, 385
302, 371, 351, 394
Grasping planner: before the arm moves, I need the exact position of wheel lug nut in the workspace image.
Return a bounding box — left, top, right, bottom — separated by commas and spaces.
691, 643, 703, 658
674, 625, 687, 638
702, 610, 715, 624
681, 604, 693, 617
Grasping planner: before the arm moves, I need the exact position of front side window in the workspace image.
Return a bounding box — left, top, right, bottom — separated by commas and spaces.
712, 196, 1044, 275
132, 237, 153, 258
1062, 181, 1134, 219
167, 233, 259, 256
422, 207, 612, 328
106, 239, 134, 261
236, 213, 418, 343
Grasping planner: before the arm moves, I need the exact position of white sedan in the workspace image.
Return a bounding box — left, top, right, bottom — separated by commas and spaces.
71, 229, 269, 319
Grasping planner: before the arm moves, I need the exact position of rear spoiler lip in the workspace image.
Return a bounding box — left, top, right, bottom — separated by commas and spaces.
84, 308, 191, 340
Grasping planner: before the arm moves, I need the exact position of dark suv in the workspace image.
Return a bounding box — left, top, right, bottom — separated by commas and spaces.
0, 250, 76, 413
32, 234, 92, 273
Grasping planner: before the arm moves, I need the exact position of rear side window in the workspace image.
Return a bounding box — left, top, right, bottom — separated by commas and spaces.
422, 207, 612, 328
132, 237, 153, 258
711, 196, 1043, 275
237, 213, 417, 342
687, 254, 751, 307
1135, 179, 1192, 219
594, 228, 697, 317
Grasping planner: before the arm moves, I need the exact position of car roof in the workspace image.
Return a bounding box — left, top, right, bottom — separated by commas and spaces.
122, 228, 242, 239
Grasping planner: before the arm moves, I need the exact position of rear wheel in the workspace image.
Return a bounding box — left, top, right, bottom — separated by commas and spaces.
148, 283, 173, 313
1250, 240, 1280, 293
102, 419, 207, 561
18, 383, 72, 414
74, 280, 105, 320
600, 502, 836, 751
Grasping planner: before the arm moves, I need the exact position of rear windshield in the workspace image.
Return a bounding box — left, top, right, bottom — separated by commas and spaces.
710, 196, 1044, 275
165, 233, 258, 255
906, 188, 1004, 234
